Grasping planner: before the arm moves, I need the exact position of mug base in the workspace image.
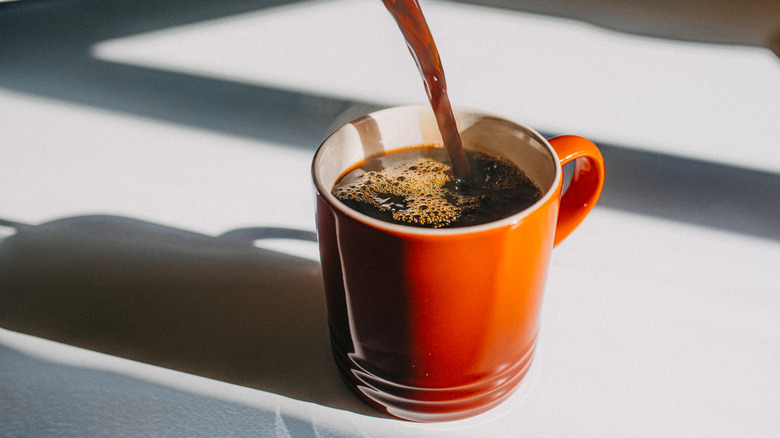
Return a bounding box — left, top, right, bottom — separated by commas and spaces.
330, 338, 536, 422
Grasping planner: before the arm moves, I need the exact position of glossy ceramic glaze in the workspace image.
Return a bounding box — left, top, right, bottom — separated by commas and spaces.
312, 106, 604, 421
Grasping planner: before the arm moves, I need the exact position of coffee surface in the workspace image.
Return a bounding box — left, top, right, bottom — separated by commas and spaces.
332, 145, 542, 228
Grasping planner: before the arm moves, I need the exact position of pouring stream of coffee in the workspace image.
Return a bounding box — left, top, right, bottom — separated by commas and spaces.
382, 0, 471, 183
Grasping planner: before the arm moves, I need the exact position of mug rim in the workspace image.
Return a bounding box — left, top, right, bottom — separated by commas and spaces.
312, 105, 562, 236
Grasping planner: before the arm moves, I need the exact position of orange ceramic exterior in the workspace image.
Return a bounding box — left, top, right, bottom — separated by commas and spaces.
549, 135, 605, 246
314, 110, 604, 422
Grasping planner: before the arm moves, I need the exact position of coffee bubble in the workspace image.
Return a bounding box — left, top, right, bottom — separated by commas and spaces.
332, 146, 542, 228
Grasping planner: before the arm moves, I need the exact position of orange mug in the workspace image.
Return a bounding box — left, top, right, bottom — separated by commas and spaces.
312, 106, 604, 421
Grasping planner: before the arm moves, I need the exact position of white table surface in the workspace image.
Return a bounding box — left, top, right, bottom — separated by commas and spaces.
1, 1, 779, 436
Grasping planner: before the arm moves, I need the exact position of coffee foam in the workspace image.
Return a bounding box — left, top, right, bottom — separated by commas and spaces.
333, 146, 541, 228
334, 157, 464, 227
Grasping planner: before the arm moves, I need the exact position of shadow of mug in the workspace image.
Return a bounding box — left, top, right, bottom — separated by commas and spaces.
0, 215, 378, 417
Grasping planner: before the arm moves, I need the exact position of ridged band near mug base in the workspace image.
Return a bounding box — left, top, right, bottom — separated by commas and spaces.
330, 337, 537, 422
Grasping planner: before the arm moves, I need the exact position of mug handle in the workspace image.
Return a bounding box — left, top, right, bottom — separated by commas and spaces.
548, 135, 605, 247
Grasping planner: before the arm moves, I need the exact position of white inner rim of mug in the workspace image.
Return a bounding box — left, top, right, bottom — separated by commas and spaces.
312, 105, 562, 236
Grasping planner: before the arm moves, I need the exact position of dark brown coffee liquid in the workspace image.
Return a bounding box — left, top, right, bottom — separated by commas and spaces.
382, 0, 470, 181
333, 146, 542, 228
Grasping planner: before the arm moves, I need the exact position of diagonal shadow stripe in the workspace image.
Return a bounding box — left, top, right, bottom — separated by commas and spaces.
1, 56, 381, 149
448, 0, 780, 51
0, 0, 308, 44
595, 143, 780, 240
0, 345, 305, 437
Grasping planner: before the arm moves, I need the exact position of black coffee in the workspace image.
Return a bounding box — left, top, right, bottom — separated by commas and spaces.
332, 145, 542, 228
